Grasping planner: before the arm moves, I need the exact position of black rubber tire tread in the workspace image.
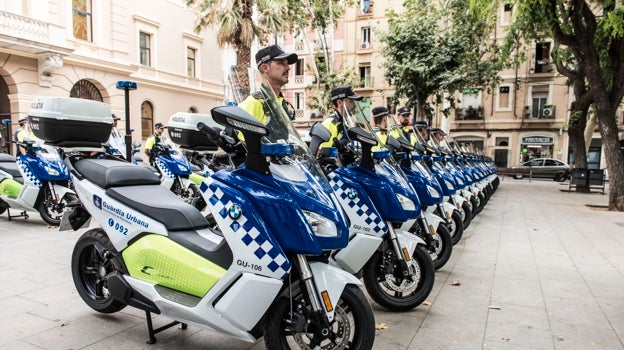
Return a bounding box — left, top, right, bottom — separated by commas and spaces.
71, 228, 127, 314
432, 224, 453, 270
264, 284, 375, 350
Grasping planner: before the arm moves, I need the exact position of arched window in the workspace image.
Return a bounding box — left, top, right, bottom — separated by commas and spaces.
141, 101, 154, 140
70, 80, 102, 101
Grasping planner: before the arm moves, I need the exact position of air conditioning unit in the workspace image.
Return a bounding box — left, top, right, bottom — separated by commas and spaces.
361, 42, 370, 50
542, 105, 555, 118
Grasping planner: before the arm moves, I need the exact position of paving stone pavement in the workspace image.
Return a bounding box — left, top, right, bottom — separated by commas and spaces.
0, 179, 623, 350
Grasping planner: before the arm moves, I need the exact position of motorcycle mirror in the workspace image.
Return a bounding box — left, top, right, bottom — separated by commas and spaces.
132, 141, 142, 148
210, 106, 268, 137
346, 127, 377, 146
308, 121, 331, 156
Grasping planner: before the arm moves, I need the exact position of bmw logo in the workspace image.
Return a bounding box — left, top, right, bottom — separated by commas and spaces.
228, 204, 242, 220
346, 188, 357, 200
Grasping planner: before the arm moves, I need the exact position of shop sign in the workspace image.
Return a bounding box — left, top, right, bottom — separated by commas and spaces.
522, 136, 553, 145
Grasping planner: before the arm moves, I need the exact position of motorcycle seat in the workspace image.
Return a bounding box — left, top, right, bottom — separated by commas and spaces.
106, 185, 209, 231
0, 158, 23, 183
74, 159, 161, 189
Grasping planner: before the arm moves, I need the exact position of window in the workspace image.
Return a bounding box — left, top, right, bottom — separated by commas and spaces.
187, 47, 196, 77
295, 58, 305, 76
359, 65, 371, 88
502, 3, 513, 25
361, 27, 371, 49
70, 80, 102, 101
360, 0, 372, 14
141, 101, 154, 140
72, 0, 92, 41
532, 42, 552, 73
294, 92, 304, 110
139, 32, 151, 66
531, 85, 549, 118
497, 85, 511, 110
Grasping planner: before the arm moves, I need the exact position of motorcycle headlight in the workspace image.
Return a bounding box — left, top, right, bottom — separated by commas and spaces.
396, 193, 416, 211
426, 185, 440, 199
444, 180, 455, 190
177, 164, 188, 172
303, 211, 338, 237
45, 166, 59, 176
456, 177, 464, 185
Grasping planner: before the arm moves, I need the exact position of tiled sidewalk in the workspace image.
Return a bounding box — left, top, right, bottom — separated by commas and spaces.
0, 179, 622, 350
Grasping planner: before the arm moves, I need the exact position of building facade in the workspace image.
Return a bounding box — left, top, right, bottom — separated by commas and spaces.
0, 0, 225, 154
280, 1, 623, 169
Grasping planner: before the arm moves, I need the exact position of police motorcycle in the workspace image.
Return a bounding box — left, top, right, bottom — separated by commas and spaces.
0, 138, 76, 225
34, 96, 376, 349
383, 117, 464, 247
413, 127, 474, 231
307, 101, 436, 310
430, 132, 487, 217
147, 131, 204, 210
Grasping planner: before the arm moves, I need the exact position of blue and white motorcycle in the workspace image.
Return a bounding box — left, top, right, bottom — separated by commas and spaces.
49, 97, 375, 349
0, 140, 76, 225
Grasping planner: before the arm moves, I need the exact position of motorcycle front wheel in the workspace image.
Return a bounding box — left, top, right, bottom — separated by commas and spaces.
362, 244, 435, 312
38, 187, 77, 226
264, 284, 375, 350
429, 224, 453, 270
71, 228, 127, 313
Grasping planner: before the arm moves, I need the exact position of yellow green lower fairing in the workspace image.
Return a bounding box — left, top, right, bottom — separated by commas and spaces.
122, 234, 226, 297
0, 178, 22, 198
189, 172, 205, 185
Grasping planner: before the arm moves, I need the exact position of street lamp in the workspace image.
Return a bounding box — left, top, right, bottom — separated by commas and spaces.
116, 80, 137, 161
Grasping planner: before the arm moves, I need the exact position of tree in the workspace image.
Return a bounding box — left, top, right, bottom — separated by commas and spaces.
381, 0, 503, 124
497, 0, 624, 210
185, 0, 289, 96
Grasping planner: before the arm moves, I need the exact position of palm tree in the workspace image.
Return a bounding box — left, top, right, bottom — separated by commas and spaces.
185, 0, 288, 96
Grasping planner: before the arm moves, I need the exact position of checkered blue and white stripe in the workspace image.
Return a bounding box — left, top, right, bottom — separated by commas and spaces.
16, 158, 42, 187
328, 173, 386, 235
200, 178, 291, 280
155, 159, 176, 179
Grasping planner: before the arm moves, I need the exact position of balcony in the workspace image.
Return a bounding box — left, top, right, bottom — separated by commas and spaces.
355, 76, 373, 89
455, 107, 484, 120
523, 105, 556, 120
0, 10, 70, 54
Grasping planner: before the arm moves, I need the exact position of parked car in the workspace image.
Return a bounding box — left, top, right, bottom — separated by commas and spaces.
512, 158, 571, 181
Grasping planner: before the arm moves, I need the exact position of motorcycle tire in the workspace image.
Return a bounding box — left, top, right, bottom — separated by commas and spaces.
0, 199, 8, 215
264, 284, 375, 350
470, 196, 479, 217
71, 228, 127, 314
430, 224, 453, 270
362, 244, 435, 312
461, 201, 472, 230
449, 209, 464, 245
475, 191, 486, 215
38, 189, 77, 226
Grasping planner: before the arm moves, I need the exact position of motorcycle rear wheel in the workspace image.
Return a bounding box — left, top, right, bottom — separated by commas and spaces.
71, 228, 127, 313
264, 284, 375, 350
362, 244, 435, 312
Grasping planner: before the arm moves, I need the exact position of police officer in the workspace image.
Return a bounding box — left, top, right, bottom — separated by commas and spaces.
396, 106, 416, 145
317, 86, 363, 151
144, 122, 167, 164
238, 44, 298, 125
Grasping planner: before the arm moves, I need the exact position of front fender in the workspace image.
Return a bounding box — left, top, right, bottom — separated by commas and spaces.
309, 261, 362, 322
395, 229, 426, 256
440, 201, 457, 218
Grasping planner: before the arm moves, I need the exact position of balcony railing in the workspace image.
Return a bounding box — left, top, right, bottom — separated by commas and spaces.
455, 107, 484, 120
0, 10, 67, 50
356, 76, 373, 89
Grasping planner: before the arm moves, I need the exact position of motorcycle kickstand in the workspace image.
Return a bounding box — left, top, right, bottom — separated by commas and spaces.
144, 311, 187, 344
6, 208, 28, 221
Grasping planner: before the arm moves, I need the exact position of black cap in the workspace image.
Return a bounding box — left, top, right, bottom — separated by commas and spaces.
429, 128, 446, 136
397, 106, 411, 115
18, 118, 28, 124
154, 122, 167, 129
371, 106, 389, 118
330, 86, 363, 101
112, 114, 121, 120
256, 45, 298, 68
413, 120, 428, 129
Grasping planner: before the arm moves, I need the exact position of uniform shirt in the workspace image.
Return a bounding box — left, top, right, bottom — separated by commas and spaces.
318, 114, 343, 150
16, 129, 36, 143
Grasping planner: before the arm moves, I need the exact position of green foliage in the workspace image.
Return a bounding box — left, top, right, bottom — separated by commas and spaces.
380, 0, 503, 119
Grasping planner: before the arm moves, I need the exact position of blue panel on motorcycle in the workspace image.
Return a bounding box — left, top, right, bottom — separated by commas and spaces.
411, 154, 424, 161
432, 155, 443, 161
372, 150, 390, 159
228, 204, 242, 220
261, 143, 294, 156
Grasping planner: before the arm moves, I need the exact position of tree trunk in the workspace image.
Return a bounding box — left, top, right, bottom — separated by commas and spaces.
568, 110, 589, 192
235, 44, 251, 97
595, 106, 624, 211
